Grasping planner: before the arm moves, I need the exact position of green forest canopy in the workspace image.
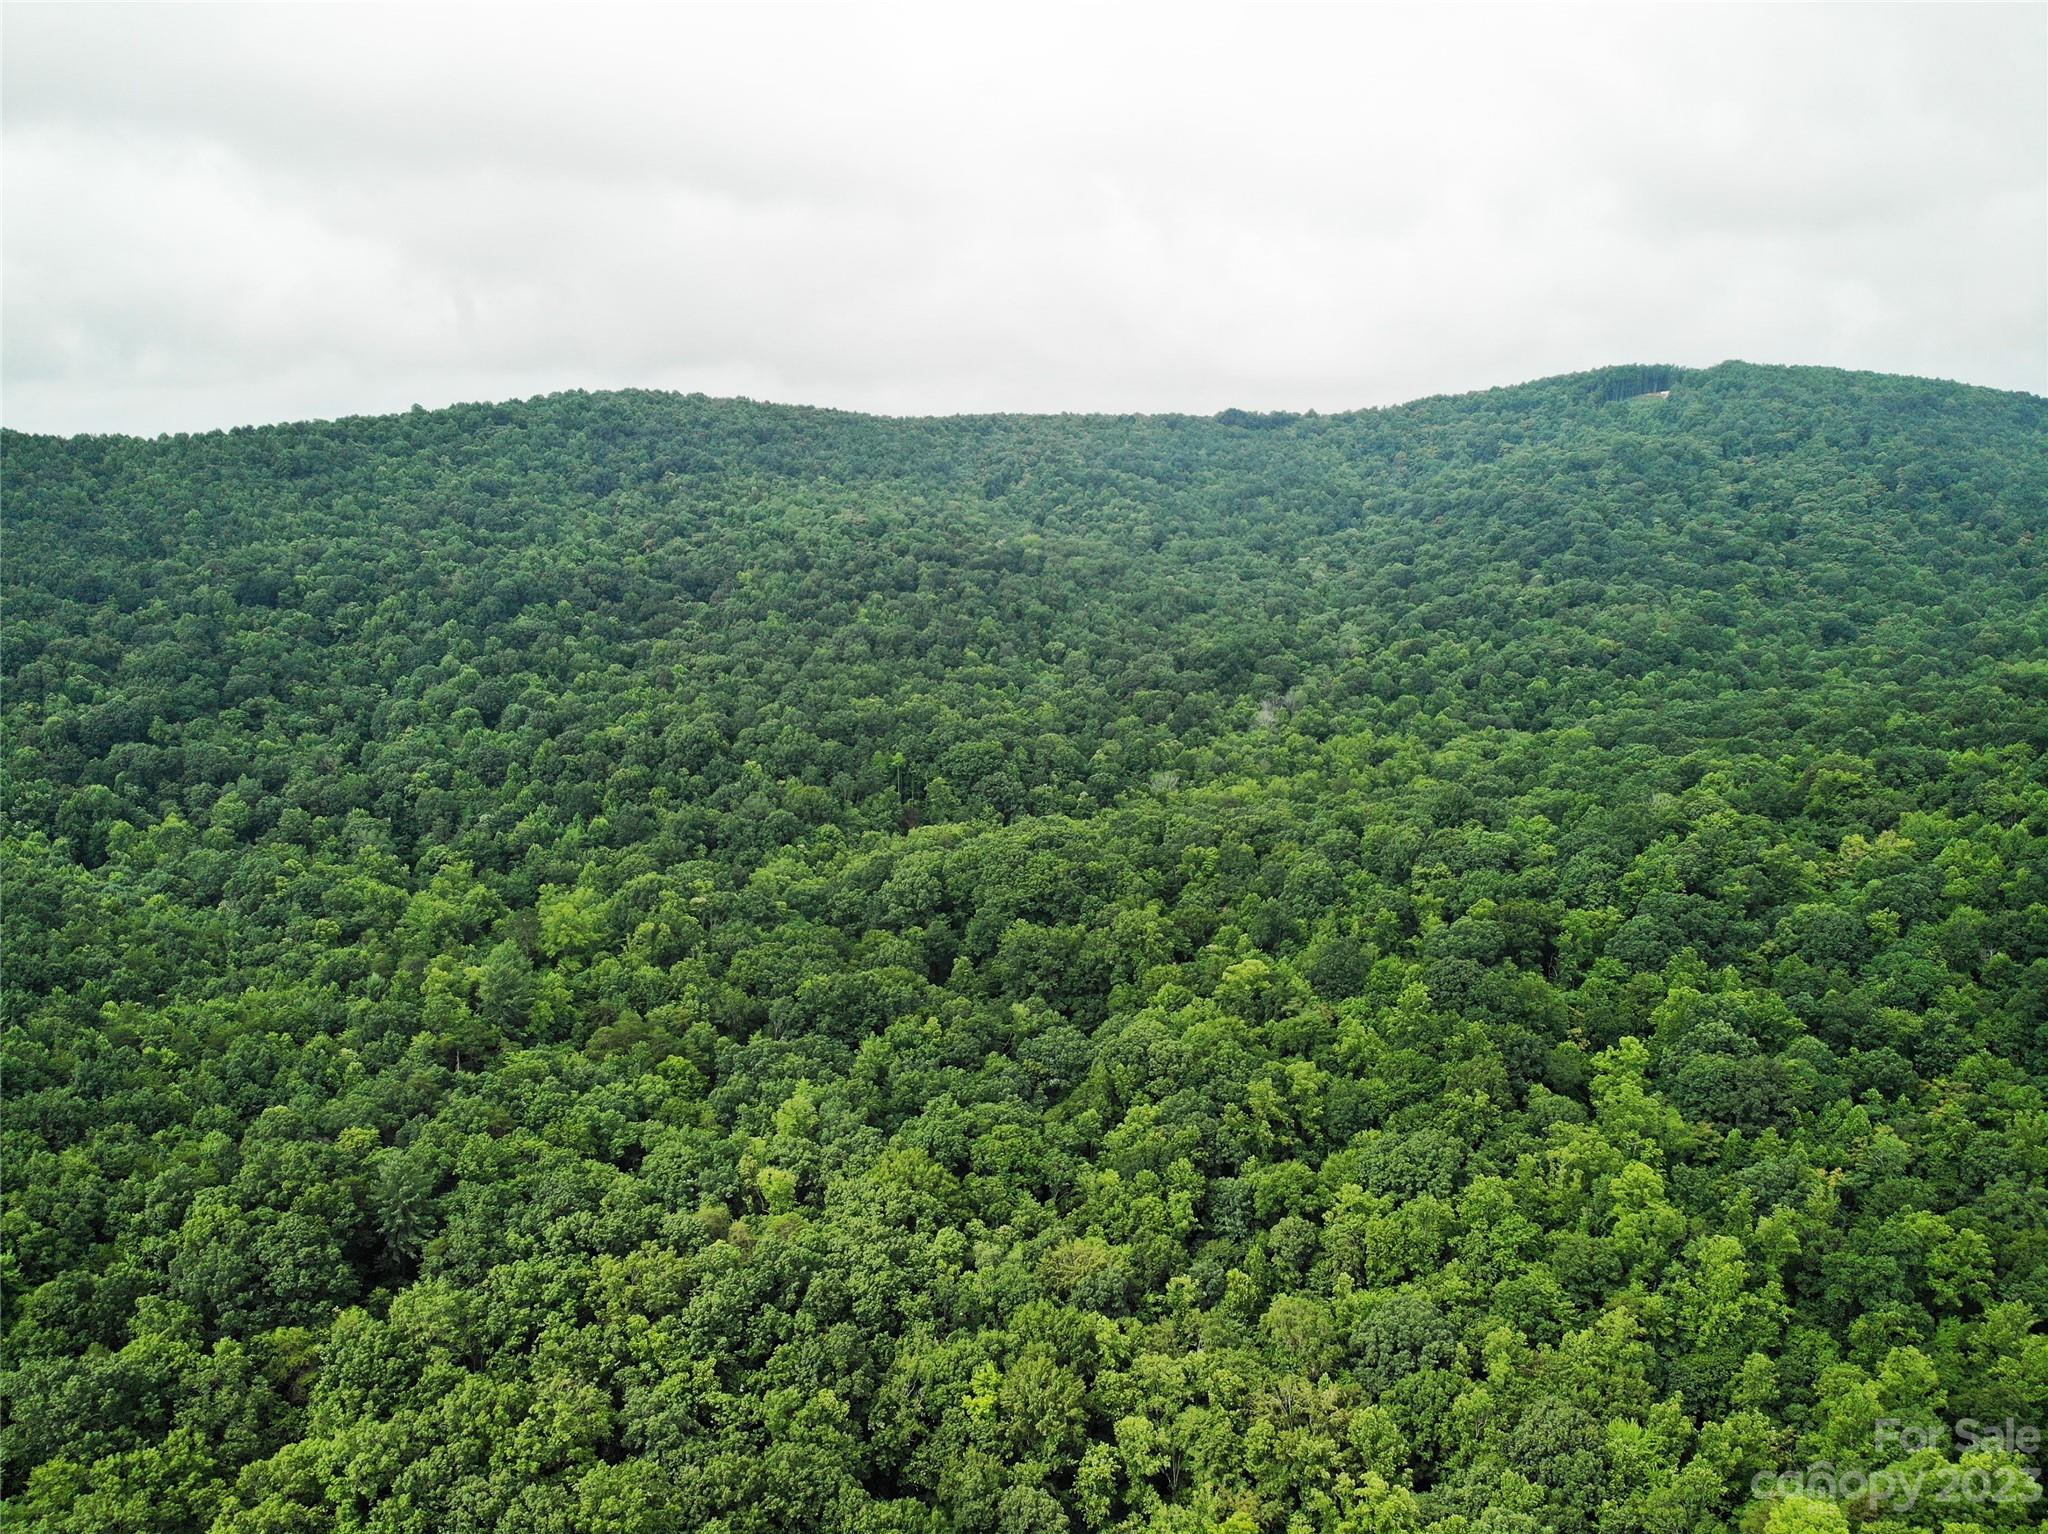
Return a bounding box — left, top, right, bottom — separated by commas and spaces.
3, 361, 2046, 1533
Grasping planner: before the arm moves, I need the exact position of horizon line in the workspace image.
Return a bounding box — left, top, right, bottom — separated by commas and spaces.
5, 357, 2042, 443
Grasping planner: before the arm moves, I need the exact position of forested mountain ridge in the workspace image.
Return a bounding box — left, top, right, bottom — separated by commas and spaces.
3, 361, 2046, 1533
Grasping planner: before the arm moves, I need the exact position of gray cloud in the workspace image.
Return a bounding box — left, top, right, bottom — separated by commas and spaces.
3, 2, 2042, 435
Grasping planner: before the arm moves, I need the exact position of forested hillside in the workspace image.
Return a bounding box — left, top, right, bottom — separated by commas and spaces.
4, 361, 2046, 1533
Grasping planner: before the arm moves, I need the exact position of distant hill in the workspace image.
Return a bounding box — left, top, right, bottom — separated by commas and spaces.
4, 362, 2046, 1533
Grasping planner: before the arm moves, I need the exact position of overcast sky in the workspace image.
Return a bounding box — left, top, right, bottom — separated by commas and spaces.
3, 3, 2043, 436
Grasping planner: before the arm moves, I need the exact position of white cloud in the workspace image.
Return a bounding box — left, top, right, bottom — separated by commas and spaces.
3, 2, 2042, 434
